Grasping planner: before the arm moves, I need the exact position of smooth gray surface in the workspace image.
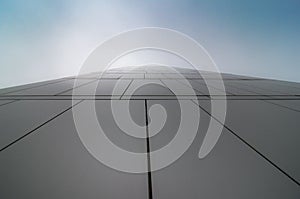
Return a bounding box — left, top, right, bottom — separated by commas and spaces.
266, 100, 300, 112
197, 99, 300, 182
0, 66, 299, 198
0, 100, 15, 106
94, 100, 147, 153
78, 73, 122, 79
148, 100, 300, 198
59, 79, 131, 96
121, 74, 144, 78
101, 73, 122, 79
231, 80, 300, 95
145, 74, 165, 79
5, 79, 94, 95
182, 79, 222, 96
225, 80, 285, 96
161, 79, 204, 96
269, 80, 300, 89
0, 79, 67, 95
124, 79, 174, 96
194, 80, 259, 95
222, 82, 260, 95
0, 101, 148, 199
0, 100, 74, 150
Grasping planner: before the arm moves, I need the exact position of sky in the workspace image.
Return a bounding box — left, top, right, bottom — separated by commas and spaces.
0, 0, 300, 88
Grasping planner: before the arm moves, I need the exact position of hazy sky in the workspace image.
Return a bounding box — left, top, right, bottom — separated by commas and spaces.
0, 0, 300, 88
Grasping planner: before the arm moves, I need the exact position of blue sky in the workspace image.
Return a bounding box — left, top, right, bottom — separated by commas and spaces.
0, 0, 300, 88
